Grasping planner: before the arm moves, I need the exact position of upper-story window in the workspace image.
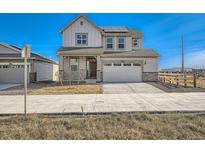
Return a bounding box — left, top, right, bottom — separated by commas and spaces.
118, 37, 125, 49
106, 37, 114, 49
76, 33, 88, 45
133, 39, 138, 47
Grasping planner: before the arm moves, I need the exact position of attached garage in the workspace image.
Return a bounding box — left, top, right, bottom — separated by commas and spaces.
101, 49, 159, 83
0, 43, 58, 84
0, 64, 28, 83
103, 62, 142, 82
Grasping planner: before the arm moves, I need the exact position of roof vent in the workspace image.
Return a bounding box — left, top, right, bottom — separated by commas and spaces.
80, 21, 83, 25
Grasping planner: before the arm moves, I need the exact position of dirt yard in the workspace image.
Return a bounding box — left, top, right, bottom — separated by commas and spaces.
0, 113, 205, 140
149, 82, 205, 93
0, 82, 102, 95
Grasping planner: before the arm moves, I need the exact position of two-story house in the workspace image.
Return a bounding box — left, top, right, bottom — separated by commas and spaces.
56, 15, 159, 83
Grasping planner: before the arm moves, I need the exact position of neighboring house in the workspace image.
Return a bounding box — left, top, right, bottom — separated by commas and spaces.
0, 42, 58, 83
57, 15, 159, 83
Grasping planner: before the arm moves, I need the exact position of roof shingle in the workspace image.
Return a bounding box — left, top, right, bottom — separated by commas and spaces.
102, 49, 159, 58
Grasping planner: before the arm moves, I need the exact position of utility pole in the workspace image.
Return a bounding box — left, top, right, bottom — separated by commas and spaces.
181, 36, 184, 73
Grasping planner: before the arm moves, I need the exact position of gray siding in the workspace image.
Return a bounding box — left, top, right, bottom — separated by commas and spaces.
0, 44, 19, 54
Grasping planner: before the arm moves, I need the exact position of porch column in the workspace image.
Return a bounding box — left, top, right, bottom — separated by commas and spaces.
59, 55, 63, 71
96, 55, 102, 82
59, 55, 64, 81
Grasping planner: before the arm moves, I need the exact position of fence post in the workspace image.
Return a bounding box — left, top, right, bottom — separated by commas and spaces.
193, 73, 197, 88
176, 75, 179, 86
184, 74, 187, 87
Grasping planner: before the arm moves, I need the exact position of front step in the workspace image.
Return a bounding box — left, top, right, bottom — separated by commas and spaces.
85, 79, 97, 84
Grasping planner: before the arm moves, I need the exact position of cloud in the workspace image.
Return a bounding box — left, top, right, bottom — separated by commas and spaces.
185, 50, 205, 68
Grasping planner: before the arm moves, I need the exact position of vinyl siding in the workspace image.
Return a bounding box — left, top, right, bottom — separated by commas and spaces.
62, 17, 102, 47
34, 62, 58, 81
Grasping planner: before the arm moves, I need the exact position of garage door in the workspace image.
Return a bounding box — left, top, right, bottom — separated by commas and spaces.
0, 64, 28, 83
103, 62, 142, 82
35, 62, 53, 81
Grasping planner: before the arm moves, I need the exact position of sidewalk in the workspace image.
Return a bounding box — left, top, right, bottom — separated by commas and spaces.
0, 93, 205, 114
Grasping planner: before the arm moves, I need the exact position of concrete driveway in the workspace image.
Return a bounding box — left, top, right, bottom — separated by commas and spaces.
0, 83, 205, 114
0, 92, 205, 114
103, 83, 164, 94
0, 83, 21, 91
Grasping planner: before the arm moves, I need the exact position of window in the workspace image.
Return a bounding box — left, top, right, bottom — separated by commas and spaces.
118, 37, 125, 49
70, 57, 78, 71
123, 63, 131, 66
76, 33, 88, 45
113, 63, 121, 66
104, 63, 112, 66
106, 37, 113, 49
80, 21, 83, 25
3, 65, 9, 68
133, 63, 141, 66
71, 65, 78, 71
70, 57, 78, 65
133, 39, 138, 47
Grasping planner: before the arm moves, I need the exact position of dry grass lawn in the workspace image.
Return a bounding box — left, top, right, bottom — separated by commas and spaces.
29, 85, 102, 95
1, 113, 205, 140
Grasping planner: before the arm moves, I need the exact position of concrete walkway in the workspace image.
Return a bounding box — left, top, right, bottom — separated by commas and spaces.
0, 93, 205, 114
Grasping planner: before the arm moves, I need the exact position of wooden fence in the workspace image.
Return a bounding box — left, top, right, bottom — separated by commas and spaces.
159, 72, 205, 88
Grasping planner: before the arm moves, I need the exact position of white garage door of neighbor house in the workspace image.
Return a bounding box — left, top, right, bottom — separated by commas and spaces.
103, 62, 142, 82
35, 62, 53, 81
0, 64, 28, 83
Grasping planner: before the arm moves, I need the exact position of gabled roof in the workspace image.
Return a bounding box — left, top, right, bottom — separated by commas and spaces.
0, 42, 58, 64
56, 46, 103, 55
60, 15, 143, 39
98, 26, 129, 32
129, 29, 142, 39
60, 14, 102, 34
0, 42, 21, 53
56, 46, 159, 58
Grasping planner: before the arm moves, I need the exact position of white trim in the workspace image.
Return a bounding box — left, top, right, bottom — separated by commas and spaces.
0, 63, 31, 72
117, 37, 126, 50
106, 37, 114, 50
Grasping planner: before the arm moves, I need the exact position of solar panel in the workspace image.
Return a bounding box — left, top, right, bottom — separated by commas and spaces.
99, 26, 129, 32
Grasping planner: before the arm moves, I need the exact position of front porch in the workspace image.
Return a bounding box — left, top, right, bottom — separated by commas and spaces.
60, 55, 102, 83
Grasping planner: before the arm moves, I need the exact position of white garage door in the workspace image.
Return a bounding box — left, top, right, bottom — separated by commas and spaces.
0, 64, 28, 83
103, 62, 142, 82
35, 62, 53, 81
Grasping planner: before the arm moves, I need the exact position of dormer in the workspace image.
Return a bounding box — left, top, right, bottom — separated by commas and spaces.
129, 29, 143, 49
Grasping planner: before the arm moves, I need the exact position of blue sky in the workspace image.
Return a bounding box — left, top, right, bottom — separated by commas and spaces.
0, 13, 205, 69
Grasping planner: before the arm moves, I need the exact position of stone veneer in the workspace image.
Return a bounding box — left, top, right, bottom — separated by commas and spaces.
142, 72, 158, 82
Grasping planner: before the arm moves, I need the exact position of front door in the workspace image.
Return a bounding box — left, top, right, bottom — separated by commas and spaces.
90, 61, 97, 78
